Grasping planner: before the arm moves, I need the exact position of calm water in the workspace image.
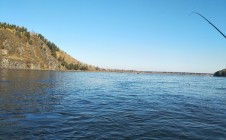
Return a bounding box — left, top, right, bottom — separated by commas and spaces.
0, 69, 226, 140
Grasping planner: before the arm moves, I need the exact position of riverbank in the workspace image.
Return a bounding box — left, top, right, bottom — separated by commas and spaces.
0, 68, 213, 77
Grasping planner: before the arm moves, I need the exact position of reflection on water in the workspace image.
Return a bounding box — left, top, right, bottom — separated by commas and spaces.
0, 70, 59, 114
0, 69, 226, 139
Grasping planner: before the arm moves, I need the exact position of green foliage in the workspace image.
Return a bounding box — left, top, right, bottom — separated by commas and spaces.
95, 67, 100, 71
38, 34, 45, 41
24, 31, 30, 39
80, 65, 88, 71
57, 56, 88, 71
37, 34, 59, 58
0, 22, 29, 37
0, 22, 34, 46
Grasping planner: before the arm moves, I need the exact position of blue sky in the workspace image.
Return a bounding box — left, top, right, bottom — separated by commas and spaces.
1, 0, 225, 73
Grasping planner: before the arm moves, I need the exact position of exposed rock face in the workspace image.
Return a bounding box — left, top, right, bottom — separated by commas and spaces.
0, 24, 101, 71
0, 58, 28, 69
0, 49, 8, 55
0, 29, 59, 70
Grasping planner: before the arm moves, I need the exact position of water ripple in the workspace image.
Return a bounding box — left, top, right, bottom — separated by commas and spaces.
0, 70, 226, 139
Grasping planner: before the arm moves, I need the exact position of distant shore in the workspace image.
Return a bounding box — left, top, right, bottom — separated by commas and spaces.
0, 68, 213, 77
104, 69, 213, 76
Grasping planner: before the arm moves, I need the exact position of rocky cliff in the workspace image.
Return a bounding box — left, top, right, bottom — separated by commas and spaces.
0, 23, 101, 71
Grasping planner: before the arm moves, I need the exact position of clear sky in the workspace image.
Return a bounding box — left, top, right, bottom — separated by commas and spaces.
1, 0, 225, 73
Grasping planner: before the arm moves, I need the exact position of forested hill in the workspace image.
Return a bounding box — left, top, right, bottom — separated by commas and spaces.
0, 22, 103, 71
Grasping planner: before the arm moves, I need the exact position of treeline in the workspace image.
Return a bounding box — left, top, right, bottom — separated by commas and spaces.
37, 34, 59, 58
0, 22, 32, 44
58, 57, 88, 70
58, 56, 102, 71
0, 22, 59, 58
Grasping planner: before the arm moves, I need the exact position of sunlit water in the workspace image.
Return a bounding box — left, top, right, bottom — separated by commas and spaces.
0, 69, 226, 139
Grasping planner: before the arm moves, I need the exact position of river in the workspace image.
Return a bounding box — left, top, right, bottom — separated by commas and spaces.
0, 69, 226, 139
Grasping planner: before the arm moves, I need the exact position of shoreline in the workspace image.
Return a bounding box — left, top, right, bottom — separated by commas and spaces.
0, 68, 213, 77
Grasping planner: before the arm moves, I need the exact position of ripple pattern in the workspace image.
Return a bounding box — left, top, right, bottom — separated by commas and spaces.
0, 70, 226, 139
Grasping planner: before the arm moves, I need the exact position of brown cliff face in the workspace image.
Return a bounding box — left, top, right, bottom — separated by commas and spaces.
0, 23, 101, 71
0, 29, 59, 70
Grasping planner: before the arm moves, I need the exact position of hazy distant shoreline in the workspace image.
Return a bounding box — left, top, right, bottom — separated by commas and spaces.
0, 68, 213, 77
104, 70, 213, 76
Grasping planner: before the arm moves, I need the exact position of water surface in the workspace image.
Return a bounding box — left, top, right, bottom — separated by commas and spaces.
0, 69, 226, 139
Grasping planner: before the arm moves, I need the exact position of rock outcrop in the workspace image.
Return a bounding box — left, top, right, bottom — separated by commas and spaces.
0, 29, 58, 70
0, 23, 101, 71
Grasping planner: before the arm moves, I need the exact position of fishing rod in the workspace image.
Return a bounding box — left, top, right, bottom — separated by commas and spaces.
192, 12, 226, 39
